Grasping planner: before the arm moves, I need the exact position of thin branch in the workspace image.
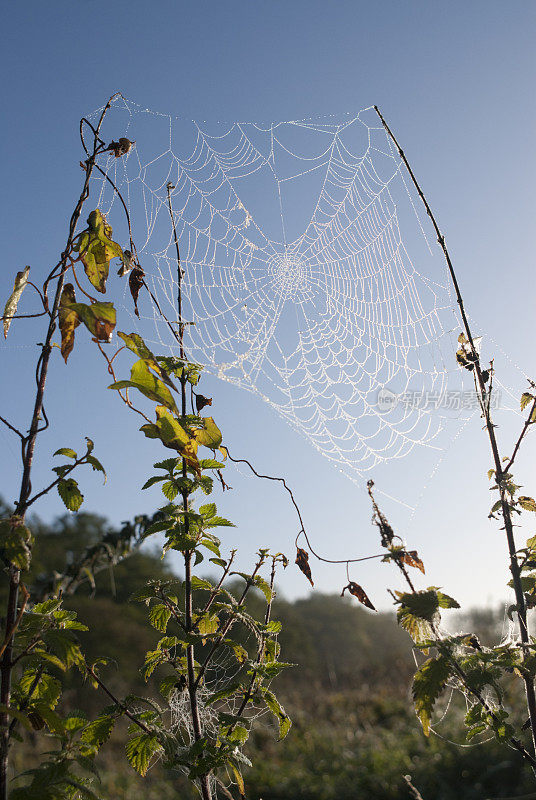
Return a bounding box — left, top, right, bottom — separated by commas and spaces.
505, 394, 536, 473
86, 665, 151, 734
193, 559, 265, 691
202, 551, 237, 615
0, 415, 24, 440
0, 311, 48, 322
0, 586, 29, 661
226, 448, 384, 566
403, 775, 425, 800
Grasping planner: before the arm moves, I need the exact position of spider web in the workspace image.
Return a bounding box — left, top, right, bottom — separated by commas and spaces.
90, 97, 477, 483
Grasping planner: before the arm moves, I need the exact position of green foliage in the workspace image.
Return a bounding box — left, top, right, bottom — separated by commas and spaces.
0, 516, 33, 570
125, 732, 162, 777
74, 209, 124, 294
412, 655, 451, 736
57, 479, 84, 512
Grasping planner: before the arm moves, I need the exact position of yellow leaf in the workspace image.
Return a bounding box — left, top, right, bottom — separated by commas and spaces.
58, 284, 80, 362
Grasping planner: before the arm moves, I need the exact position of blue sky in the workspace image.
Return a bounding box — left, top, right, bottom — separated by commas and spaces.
1, 1, 535, 609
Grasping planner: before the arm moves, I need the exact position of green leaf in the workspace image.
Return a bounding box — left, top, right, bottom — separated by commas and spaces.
198, 459, 225, 470
521, 392, 534, 412
58, 283, 80, 362
17, 669, 61, 709
68, 301, 116, 342
397, 589, 440, 643
436, 591, 460, 609
3, 266, 30, 339
159, 676, 182, 700
86, 455, 106, 483
206, 683, 241, 706
412, 654, 451, 736
81, 715, 115, 749
228, 762, 246, 797
149, 604, 171, 633
44, 629, 84, 670
75, 209, 123, 293
140, 406, 201, 477
398, 590, 440, 621
519, 496, 536, 513
0, 517, 33, 570
57, 478, 84, 511
224, 641, 248, 665
253, 576, 274, 603
117, 332, 175, 387
53, 447, 77, 459
262, 689, 292, 740
161, 481, 179, 501
142, 475, 167, 490
110, 359, 178, 413
125, 732, 162, 776
195, 613, 219, 637
194, 417, 222, 449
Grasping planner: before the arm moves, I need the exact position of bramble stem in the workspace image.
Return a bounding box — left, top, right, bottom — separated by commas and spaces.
0, 93, 118, 800
166, 184, 212, 800
375, 105, 536, 771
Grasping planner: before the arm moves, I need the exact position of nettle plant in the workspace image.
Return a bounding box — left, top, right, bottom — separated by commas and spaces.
0, 95, 291, 800
98, 335, 292, 800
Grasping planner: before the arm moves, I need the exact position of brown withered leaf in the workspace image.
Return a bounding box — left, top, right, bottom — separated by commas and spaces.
400, 550, 425, 574
110, 138, 136, 158
341, 582, 376, 611
295, 547, 314, 587
195, 394, 213, 413
129, 266, 145, 318
58, 284, 80, 362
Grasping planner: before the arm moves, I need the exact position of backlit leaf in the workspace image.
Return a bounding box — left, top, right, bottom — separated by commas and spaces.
400, 550, 426, 574
110, 359, 177, 413
57, 478, 84, 511
341, 582, 376, 611
125, 732, 162, 776
412, 655, 451, 736
521, 393, 534, 412
68, 301, 116, 342
149, 604, 171, 633
194, 417, 223, 450
295, 548, 314, 587
58, 283, 80, 362
0, 516, 33, 570
75, 209, 123, 293
519, 496, 536, 513
262, 689, 292, 740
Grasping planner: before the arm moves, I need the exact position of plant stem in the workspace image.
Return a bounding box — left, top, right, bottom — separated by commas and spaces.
166, 185, 212, 800
374, 105, 536, 766
0, 94, 117, 800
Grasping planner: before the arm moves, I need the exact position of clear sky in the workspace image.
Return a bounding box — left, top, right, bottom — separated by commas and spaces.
1, 1, 535, 610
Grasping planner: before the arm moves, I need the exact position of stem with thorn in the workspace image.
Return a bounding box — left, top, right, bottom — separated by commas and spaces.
0, 92, 119, 800
374, 104, 536, 768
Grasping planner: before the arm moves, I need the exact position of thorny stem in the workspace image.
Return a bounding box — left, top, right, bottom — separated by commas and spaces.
375, 105, 536, 770
505, 393, 536, 474
0, 93, 120, 800
370, 482, 536, 771
166, 185, 211, 800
